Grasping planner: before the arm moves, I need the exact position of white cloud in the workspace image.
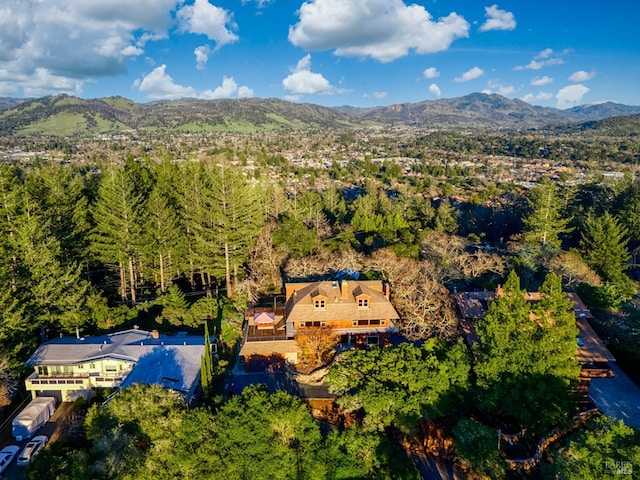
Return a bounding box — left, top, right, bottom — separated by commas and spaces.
423, 67, 440, 79
530, 75, 553, 86
521, 91, 554, 104
536, 48, 553, 59
479, 5, 516, 32
200, 76, 254, 99
201, 76, 238, 99
428, 83, 441, 98
515, 49, 565, 70
568, 70, 596, 82
176, 0, 238, 49
282, 54, 340, 96
363, 91, 388, 100
238, 85, 254, 98
483, 79, 516, 96
241, 0, 273, 8
120, 45, 145, 57
556, 84, 589, 108
133, 64, 196, 100
455, 66, 484, 82
135, 67, 253, 100
194, 45, 212, 70
288, 0, 469, 62
516, 60, 544, 71
0, 0, 183, 96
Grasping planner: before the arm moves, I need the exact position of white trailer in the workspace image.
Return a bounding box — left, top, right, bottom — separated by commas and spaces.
11, 397, 56, 441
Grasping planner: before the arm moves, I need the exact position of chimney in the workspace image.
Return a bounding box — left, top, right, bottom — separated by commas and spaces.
341, 280, 349, 300
496, 284, 503, 298
383, 282, 390, 300
152, 329, 160, 340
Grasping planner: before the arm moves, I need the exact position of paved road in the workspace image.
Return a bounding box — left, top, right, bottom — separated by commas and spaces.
590, 363, 640, 431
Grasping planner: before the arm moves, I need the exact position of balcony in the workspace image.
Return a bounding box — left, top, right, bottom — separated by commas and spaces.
26, 372, 91, 389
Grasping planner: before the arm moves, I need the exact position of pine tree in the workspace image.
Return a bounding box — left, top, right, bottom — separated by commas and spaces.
25, 165, 90, 265
142, 185, 183, 293
206, 163, 264, 297
433, 199, 459, 233
581, 211, 632, 289
522, 179, 572, 250
90, 164, 146, 303
176, 162, 211, 289
201, 321, 214, 399
475, 271, 579, 434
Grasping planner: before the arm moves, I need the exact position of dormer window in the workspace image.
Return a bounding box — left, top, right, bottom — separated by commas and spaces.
357, 297, 369, 309
314, 299, 326, 310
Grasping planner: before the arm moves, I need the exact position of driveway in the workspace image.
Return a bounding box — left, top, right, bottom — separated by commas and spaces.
230, 371, 334, 399
1, 401, 75, 480
590, 363, 640, 431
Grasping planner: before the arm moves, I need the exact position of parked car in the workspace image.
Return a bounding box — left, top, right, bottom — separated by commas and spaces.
0, 445, 20, 474
17, 435, 48, 466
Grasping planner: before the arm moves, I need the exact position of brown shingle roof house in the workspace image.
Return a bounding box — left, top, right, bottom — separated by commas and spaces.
285, 279, 399, 339
238, 279, 399, 371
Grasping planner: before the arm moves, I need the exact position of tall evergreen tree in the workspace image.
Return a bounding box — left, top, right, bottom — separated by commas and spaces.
206, 163, 263, 297
142, 185, 183, 292
522, 179, 572, 250
433, 199, 459, 233
90, 164, 146, 303
176, 162, 211, 289
201, 321, 213, 399
475, 271, 579, 434
24, 165, 91, 265
12, 200, 91, 329
580, 211, 632, 290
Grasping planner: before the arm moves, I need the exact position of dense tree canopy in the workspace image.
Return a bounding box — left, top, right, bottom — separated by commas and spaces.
547, 416, 640, 480
327, 339, 470, 432
474, 271, 580, 434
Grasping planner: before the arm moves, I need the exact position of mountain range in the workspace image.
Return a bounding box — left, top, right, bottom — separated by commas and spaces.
0, 93, 639, 136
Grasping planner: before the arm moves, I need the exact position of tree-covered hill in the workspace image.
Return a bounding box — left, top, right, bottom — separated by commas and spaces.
352, 93, 576, 129
0, 95, 359, 136
1, 92, 639, 136
542, 113, 640, 137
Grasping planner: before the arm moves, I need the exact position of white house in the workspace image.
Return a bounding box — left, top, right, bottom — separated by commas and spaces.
25, 329, 205, 404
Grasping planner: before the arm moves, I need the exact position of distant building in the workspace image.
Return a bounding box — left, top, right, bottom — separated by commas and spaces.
239, 279, 399, 371
25, 329, 205, 404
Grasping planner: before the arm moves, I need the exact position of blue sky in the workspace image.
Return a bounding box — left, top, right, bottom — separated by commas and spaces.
1, 0, 638, 109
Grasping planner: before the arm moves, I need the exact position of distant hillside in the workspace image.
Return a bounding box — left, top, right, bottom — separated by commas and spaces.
0, 97, 31, 111
0, 93, 639, 136
0, 95, 357, 136
567, 102, 640, 120
543, 113, 640, 137
353, 93, 579, 129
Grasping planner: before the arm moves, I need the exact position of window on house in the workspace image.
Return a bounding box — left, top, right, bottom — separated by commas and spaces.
105, 365, 117, 372
358, 298, 369, 308
370, 319, 380, 325
300, 322, 306, 328
352, 321, 358, 326
367, 335, 379, 346
314, 299, 326, 310
358, 319, 369, 326
320, 322, 326, 328
381, 320, 386, 326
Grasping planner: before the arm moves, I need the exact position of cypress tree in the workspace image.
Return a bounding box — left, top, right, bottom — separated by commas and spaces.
201, 321, 214, 398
